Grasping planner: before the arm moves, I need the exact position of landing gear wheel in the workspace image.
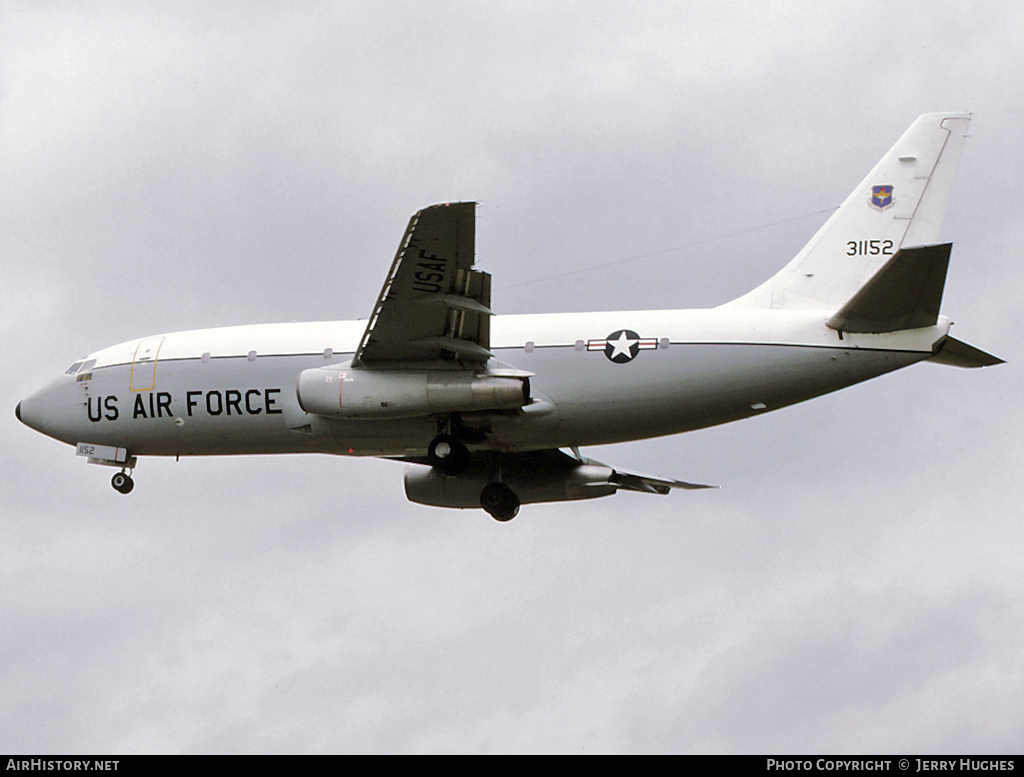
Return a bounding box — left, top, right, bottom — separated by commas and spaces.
480, 482, 520, 522
111, 472, 135, 494
428, 433, 470, 476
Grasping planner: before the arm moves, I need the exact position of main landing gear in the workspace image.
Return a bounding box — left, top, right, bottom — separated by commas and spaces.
427, 432, 470, 476
111, 470, 135, 494
479, 481, 520, 522
426, 417, 520, 521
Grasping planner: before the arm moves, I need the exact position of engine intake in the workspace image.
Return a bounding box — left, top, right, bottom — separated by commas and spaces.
296, 367, 530, 419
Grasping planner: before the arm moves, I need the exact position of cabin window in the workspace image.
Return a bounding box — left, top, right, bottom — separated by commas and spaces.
201, 352, 211, 364
659, 338, 670, 350
524, 341, 535, 353
574, 340, 585, 351
247, 350, 257, 362
323, 348, 333, 359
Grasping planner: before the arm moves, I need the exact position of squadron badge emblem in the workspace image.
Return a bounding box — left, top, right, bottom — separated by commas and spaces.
870, 184, 894, 210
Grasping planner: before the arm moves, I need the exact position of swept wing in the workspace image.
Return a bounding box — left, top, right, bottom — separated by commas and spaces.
353, 202, 492, 366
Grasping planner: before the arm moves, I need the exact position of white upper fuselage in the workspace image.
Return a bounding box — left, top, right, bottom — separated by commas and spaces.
18, 307, 948, 459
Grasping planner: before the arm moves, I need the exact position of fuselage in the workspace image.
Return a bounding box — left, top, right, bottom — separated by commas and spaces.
14, 114, 992, 517
17, 307, 948, 459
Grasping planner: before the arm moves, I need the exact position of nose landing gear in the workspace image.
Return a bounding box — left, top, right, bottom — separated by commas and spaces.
111, 470, 135, 494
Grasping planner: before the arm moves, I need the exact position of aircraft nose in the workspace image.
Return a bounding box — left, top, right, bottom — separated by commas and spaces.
16, 394, 41, 432
16, 379, 79, 443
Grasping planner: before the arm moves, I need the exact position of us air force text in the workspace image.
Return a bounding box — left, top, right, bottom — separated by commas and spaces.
87, 388, 284, 422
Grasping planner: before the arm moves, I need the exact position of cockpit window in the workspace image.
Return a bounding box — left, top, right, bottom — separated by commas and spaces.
65, 359, 96, 375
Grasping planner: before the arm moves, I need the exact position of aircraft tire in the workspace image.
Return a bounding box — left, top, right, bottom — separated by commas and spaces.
480, 482, 520, 521
428, 434, 470, 476
111, 472, 135, 494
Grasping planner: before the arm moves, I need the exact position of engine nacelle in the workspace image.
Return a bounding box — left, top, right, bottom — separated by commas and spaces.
296, 366, 530, 419
404, 462, 618, 508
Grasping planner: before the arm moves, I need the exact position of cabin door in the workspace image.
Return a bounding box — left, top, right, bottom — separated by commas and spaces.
129, 337, 165, 391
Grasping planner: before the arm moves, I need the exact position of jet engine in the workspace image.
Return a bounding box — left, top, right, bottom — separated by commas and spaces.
296, 366, 530, 419
403, 460, 618, 509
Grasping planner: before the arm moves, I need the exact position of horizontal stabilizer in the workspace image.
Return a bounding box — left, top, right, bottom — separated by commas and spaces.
929, 335, 1005, 368
827, 243, 951, 333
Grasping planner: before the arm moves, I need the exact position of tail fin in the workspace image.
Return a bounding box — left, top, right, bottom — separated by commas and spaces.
725, 112, 972, 310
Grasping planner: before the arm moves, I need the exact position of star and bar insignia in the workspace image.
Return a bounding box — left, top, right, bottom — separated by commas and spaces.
587, 329, 659, 364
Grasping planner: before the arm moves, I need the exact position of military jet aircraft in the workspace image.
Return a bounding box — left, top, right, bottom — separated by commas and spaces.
16, 112, 1001, 519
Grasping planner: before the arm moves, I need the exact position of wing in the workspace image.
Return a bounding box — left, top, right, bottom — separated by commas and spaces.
403, 448, 717, 510
575, 452, 718, 494
353, 202, 493, 366
607, 469, 717, 494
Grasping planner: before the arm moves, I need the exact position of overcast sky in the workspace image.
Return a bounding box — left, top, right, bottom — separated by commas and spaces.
3, 1, 1023, 754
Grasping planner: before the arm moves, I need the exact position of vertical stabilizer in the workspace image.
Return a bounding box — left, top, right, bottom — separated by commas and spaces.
725, 112, 971, 310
